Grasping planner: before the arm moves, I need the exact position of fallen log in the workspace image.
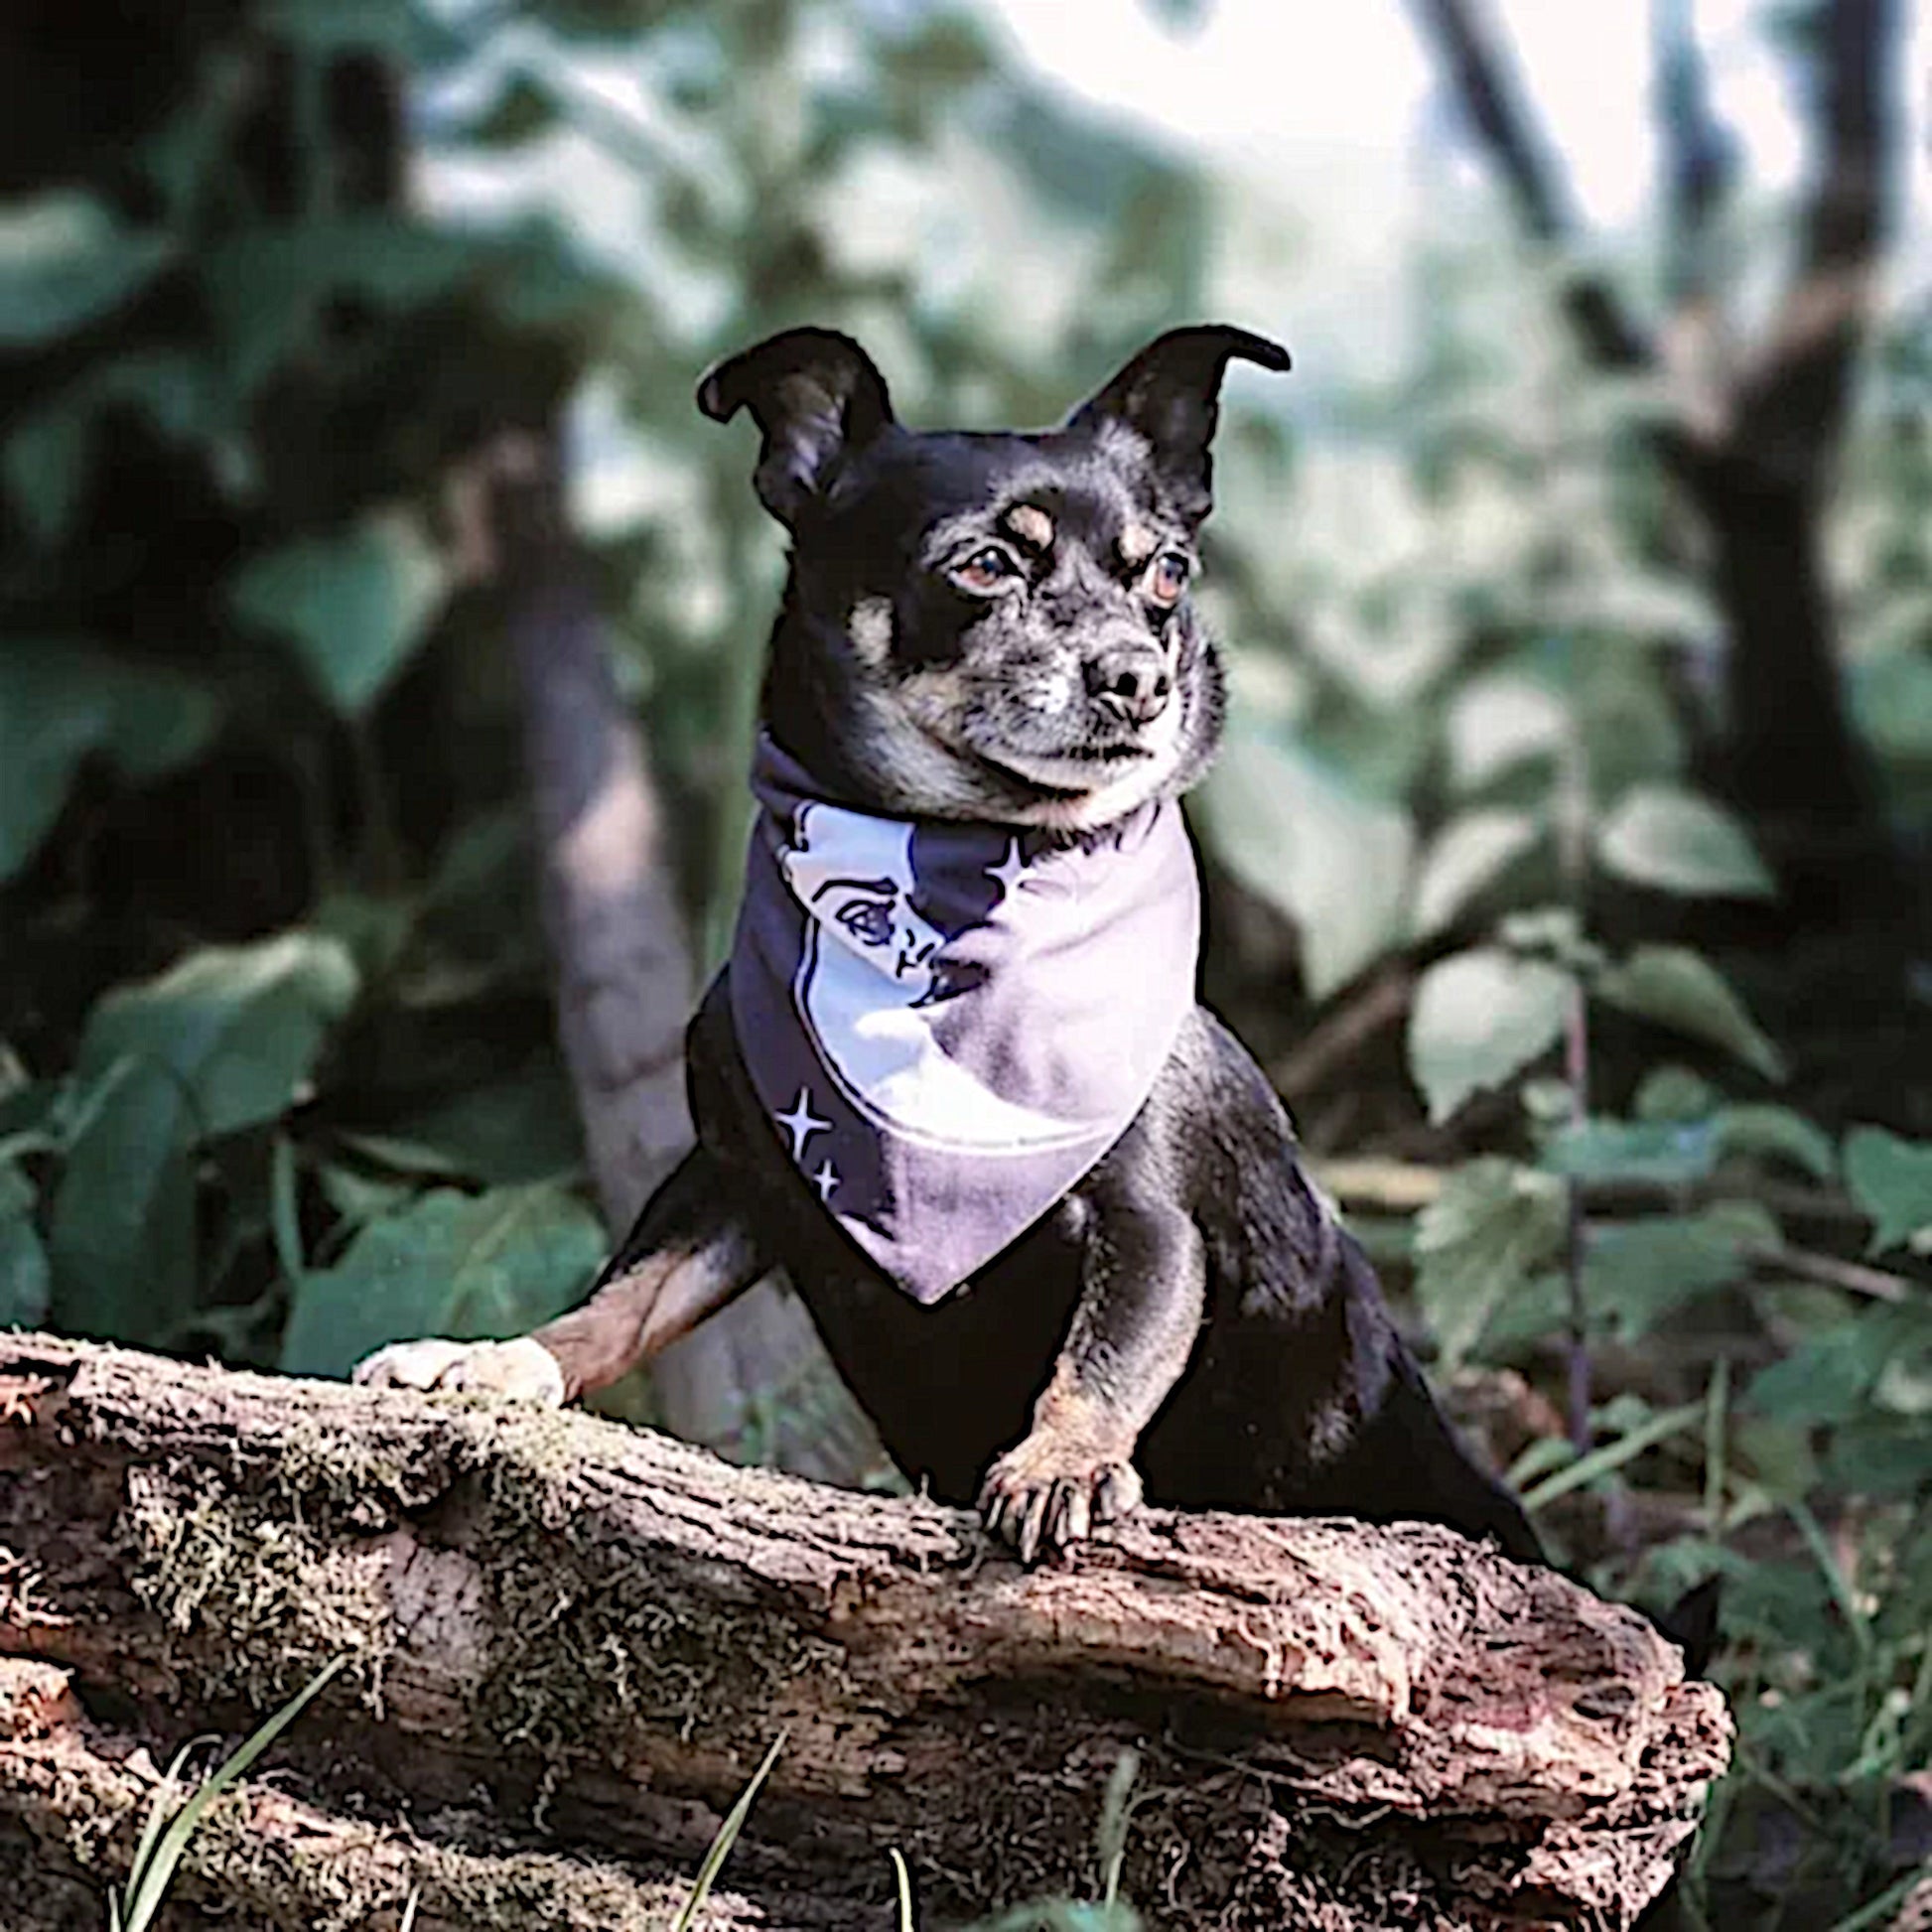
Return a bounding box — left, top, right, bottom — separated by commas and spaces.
0, 1336, 1730, 1930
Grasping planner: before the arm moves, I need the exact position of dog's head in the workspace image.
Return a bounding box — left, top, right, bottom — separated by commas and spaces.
698, 326, 1289, 831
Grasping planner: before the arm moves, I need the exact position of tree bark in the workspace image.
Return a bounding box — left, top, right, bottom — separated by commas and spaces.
0, 1336, 1729, 1931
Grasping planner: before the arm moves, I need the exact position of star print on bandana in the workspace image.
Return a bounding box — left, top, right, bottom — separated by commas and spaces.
812, 1160, 840, 1201
774, 1086, 831, 1160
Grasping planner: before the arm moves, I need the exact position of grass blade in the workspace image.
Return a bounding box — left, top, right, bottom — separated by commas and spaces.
1789, 1501, 1874, 1668
119, 1656, 346, 1932
670, 1729, 786, 1932
121, 1738, 202, 1919
890, 1848, 915, 1932
1097, 1747, 1139, 1913
1826, 1867, 1929, 1932
1703, 1355, 1729, 1532
1519, 1400, 1705, 1512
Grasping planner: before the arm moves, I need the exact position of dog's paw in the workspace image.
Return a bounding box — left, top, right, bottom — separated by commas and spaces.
350, 1335, 566, 1406
978, 1435, 1144, 1565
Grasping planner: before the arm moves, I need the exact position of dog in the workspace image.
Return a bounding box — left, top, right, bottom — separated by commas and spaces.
355, 325, 1543, 1571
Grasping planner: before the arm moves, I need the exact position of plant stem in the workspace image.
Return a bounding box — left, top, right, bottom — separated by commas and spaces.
1554, 724, 1595, 1454
1563, 976, 1591, 1450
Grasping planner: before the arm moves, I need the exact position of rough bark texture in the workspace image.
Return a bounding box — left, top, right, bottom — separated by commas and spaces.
0, 1337, 1729, 1931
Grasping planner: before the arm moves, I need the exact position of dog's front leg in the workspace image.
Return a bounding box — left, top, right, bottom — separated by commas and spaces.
353, 1147, 764, 1404
980, 1188, 1205, 1563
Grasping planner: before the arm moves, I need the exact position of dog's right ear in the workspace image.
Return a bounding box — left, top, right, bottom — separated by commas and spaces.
696, 329, 895, 528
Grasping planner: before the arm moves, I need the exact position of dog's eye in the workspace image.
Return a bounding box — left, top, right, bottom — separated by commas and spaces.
952, 547, 1019, 595
1147, 552, 1191, 608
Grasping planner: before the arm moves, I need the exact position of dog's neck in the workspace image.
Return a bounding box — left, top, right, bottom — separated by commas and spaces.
728, 730, 1202, 1302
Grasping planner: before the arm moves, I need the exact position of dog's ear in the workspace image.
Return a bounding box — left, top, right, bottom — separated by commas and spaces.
1066, 325, 1290, 525
696, 329, 895, 528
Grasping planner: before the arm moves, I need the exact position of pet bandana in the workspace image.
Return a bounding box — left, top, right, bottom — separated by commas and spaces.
728, 734, 1201, 1304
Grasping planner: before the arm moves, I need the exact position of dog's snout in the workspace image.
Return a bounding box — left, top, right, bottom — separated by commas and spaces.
1086, 645, 1173, 726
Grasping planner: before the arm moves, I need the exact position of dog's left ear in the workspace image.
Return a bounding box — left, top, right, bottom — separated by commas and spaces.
696, 328, 896, 528
1067, 325, 1290, 525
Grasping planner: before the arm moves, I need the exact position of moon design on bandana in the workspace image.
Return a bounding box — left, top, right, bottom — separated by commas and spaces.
781, 805, 1103, 1154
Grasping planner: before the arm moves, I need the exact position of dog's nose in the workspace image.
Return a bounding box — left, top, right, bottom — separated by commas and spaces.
1086, 646, 1173, 726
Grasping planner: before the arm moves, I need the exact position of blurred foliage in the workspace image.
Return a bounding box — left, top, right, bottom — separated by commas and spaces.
2, 0, 1930, 1924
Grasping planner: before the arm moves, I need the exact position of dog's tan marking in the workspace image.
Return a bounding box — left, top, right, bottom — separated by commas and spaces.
530, 1227, 762, 1397
979, 1360, 1144, 1561
1029, 1358, 1139, 1460
1004, 502, 1055, 551
1118, 522, 1158, 566
848, 597, 895, 668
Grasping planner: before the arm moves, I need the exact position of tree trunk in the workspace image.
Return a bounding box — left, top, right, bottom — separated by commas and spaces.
0, 1336, 1730, 1931
1685, 452, 1891, 906
475, 432, 884, 1485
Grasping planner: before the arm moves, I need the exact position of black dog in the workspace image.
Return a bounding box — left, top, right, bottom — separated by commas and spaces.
356, 325, 1542, 1571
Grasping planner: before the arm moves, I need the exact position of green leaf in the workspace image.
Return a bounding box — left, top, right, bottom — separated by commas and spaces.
1497, 904, 1606, 973
1729, 1416, 1818, 1506
2, 395, 92, 546
0, 1164, 50, 1327
0, 642, 221, 882
1575, 652, 1689, 802
1414, 1158, 1567, 1370
1408, 947, 1574, 1123
1586, 1212, 1751, 1341
279, 1184, 606, 1377
1595, 945, 1785, 1081
1541, 1117, 1718, 1186
1632, 1064, 1718, 1123
390, 1057, 587, 1188
318, 1162, 420, 1230
227, 512, 449, 716
1409, 808, 1540, 939
1851, 648, 1932, 768
1193, 728, 1415, 1000
1713, 1105, 1837, 1182
1843, 1126, 1932, 1254
1445, 673, 1571, 792
77, 932, 359, 1141
263, 0, 452, 58
49, 1058, 198, 1346
202, 219, 475, 396
1747, 1306, 1916, 1429
0, 193, 172, 346
1594, 784, 1775, 898
0, 665, 100, 882
1827, 1414, 1932, 1500
4, 353, 228, 549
